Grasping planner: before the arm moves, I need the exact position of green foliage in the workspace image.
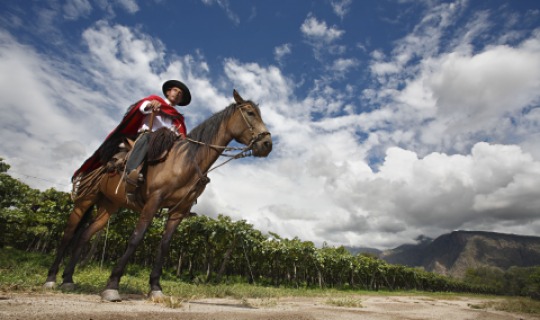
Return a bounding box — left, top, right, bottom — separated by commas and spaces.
530, 268, 540, 297
0, 247, 53, 291
464, 266, 505, 292
464, 265, 540, 297
0, 159, 505, 295
0, 158, 9, 173
0, 170, 71, 251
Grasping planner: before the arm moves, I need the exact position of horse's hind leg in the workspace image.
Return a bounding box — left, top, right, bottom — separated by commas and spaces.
44, 198, 96, 289
60, 198, 118, 289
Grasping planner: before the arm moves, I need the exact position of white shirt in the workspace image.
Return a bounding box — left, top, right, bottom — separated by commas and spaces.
138, 98, 180, 135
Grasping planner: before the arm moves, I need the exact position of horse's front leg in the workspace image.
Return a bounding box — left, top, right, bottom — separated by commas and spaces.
148, 211, 189, 301
101, 194, 162, 302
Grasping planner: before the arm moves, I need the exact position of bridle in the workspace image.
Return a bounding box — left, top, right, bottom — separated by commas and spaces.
186, 102, 270, 160
237, 103, 271, 149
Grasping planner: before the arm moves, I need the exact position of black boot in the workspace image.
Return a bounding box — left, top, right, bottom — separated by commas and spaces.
125, 170, 144, 203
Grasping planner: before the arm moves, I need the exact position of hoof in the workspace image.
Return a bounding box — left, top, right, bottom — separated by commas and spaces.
43, 281, 56, 290
101, 289, 122, 302
59, 282, 76, 291
148, 290, 167, 302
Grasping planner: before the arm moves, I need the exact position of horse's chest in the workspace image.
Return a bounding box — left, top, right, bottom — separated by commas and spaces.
160, 175, 211, 211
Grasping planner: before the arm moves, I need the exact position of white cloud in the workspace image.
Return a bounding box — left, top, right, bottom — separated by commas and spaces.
370, 61, 400, 76
117, 0, 139, 14
81, 21, 166, 101
364, 1, 540, 158
274, 43, 292, 64
201, 0, 240, 25
0, 30, 113, 188
300, 14, 344, 43
430, 42, 540, 119
331, 0, 352, 20
63, 0, 93, 20
398, 33, 540, 154
223, 59, 293, 113
93, 0, 140, 17
329, 57, 359, 74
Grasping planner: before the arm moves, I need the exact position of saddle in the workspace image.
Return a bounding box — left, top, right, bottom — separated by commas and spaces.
105, 138, 134, 174
105, 129, 180, 205
105, 128, 179, 175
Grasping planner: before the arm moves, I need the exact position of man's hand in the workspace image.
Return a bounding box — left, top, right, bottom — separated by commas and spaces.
147, 100, 162, 113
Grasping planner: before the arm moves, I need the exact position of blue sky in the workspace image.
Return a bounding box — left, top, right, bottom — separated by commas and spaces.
1, 0, 540, 249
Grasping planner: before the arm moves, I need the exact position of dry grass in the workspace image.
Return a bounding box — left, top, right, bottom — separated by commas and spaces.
468, 297, 540, 315
325, 297, 363, 308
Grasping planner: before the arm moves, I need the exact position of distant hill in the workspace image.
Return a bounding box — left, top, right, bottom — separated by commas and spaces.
343, 246, 382, 256
379, 230, 540, 278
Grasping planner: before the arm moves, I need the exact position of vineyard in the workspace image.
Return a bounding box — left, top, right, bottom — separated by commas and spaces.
1, 158, 537, 296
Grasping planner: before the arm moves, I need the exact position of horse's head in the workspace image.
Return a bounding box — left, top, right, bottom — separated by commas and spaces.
229, 90, 272, 157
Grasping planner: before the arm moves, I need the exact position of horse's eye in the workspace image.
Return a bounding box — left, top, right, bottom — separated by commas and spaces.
247, 111, 255, 116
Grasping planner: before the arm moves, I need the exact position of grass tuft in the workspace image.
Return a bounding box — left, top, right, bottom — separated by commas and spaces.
493, 297, 540, 314
325, 297, 363, 308
468, 298, 540, 315
160, 296, 183, 309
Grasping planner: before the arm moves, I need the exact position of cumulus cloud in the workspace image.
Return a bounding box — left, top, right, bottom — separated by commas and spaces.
2, 1, 540, 250
301, 14, 344, 43
116, 0, 139, 14
393, 30, 540, 157
300, 14, 346, 61
363, 1, 540, 157
0, 30, 112, 188
428, 41, 540, 126
329, 57, 359, 74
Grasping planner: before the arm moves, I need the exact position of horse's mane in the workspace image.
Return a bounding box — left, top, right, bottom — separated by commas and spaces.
143, 103, 239, 164
148, 128, 179, 162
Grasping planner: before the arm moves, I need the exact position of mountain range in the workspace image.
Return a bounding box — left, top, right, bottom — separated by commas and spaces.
354, 230, 540, 278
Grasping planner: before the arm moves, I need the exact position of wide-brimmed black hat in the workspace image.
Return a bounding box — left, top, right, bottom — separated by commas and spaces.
162, 80, 191, 106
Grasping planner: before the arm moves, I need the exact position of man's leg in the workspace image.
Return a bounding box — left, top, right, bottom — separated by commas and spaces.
125, 133, 150, 198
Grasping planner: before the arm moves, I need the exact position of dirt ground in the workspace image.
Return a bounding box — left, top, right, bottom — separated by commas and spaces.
0, 292, 538, 320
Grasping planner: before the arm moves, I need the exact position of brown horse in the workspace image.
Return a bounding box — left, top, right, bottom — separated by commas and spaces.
43, 90, 272, 302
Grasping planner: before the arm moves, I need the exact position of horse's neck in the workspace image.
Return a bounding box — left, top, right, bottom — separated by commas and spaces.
178, 125, 233, 173
192, 124, 233, 174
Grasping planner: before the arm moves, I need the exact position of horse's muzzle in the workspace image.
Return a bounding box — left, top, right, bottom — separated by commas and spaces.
252, 132, 272, 157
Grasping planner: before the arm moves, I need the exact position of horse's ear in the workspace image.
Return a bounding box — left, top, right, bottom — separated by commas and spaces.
233, 89, 245, 104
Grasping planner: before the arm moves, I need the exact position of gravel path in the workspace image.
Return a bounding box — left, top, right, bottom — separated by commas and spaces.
0, 292, 537, 320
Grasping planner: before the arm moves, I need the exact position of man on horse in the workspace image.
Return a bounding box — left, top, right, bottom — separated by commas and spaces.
73, 80, 192, 202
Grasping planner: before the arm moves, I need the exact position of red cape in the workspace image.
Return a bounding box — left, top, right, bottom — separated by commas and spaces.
73, 95, 185, 180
